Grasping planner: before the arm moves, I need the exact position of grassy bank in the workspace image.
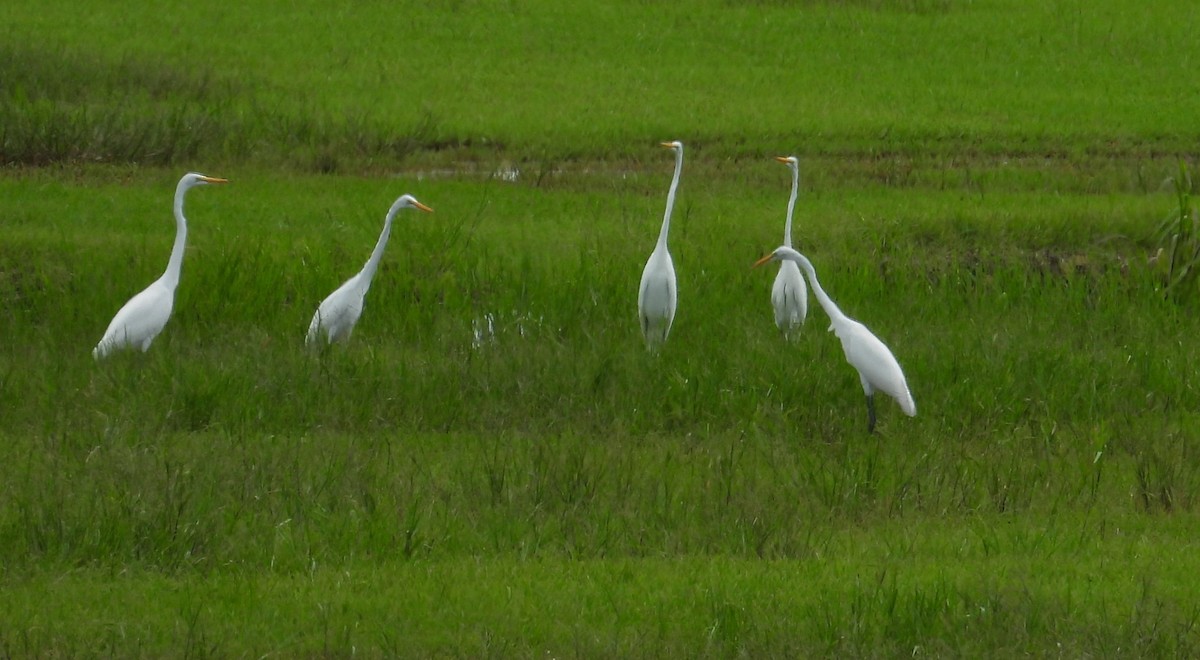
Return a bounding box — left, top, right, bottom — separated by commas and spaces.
3, 1, 1199, 169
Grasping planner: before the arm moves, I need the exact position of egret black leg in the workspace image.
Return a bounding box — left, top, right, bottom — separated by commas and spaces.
866, 394, 877, 433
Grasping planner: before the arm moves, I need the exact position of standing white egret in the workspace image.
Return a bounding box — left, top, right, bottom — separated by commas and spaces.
754, 246, 915, 432
770, 156, 808, 337
306, 194, 433, 346
93, 172, 228, 359
638, 140, 683, 351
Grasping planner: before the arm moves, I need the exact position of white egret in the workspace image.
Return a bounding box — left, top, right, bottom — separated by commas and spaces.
770, 156, 808, 337
754, 246, 916, 432
92, 172, 228, 359
638, 140, 683, 351
306, 194, 433, 346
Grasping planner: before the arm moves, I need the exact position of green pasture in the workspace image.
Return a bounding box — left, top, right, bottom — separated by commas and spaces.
3, 0, 1200, 655
3, 0, 1199, 167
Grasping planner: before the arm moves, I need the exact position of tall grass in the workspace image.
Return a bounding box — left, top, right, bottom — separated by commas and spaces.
2, 154, 1195, 656
1153, 161, 1200, 301
3, 0, 1200, 653
0, 172, 1191, 570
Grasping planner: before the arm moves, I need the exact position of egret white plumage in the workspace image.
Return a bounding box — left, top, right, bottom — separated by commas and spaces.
306, 194, 433, 346
638, 140, 683, 351
93, 172, 228, 359
754, 246, 915, 432
770, 156, 808, 337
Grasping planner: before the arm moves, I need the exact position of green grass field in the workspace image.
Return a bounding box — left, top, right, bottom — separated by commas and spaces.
3, 0, 1200, 655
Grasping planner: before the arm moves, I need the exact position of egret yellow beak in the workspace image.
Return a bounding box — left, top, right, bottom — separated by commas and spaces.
413, 201, 434, 213
660, 142, 675, 149
774, 156, 790, 164
200, 176, 229, 184
752, 253, 775, 269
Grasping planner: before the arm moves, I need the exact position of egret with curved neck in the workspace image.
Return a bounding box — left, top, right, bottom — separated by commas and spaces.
638, 140, 683, 351
306, 194, 433, 346
754, 246, 915, 432
93, 172, 228, 359
770, 156, 808, 337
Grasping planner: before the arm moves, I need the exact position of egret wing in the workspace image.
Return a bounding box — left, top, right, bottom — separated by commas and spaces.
95, 281, 173, 356
840, 322, 915, 416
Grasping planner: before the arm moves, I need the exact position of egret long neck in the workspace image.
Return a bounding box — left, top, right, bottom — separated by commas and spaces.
793, 253, 847, 325
783, 166, 798, 248
658, 148, 683, 246
162, 181, 189, 290
357, 206, 400, 292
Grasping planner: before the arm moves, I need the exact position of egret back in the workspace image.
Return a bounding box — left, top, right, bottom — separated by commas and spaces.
94, 280, 175, 357
771, 260, 807, 333
638, 246, 677, 347
836, 320, 915, 416
307, 275, 367, 345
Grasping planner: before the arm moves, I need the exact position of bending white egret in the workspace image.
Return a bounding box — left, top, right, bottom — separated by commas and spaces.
638, 140, 683, 351
754, 246, 916, 432
306, 194, 433, 346
770, 156, 808, 337
93, 172, 228, 359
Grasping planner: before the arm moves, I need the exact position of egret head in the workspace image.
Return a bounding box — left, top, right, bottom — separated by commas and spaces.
181, 172, 229, 188
660, 140, 684, 152
391, 194, 434, 215
775, 155, 798, 169
753, 245, 802, 269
